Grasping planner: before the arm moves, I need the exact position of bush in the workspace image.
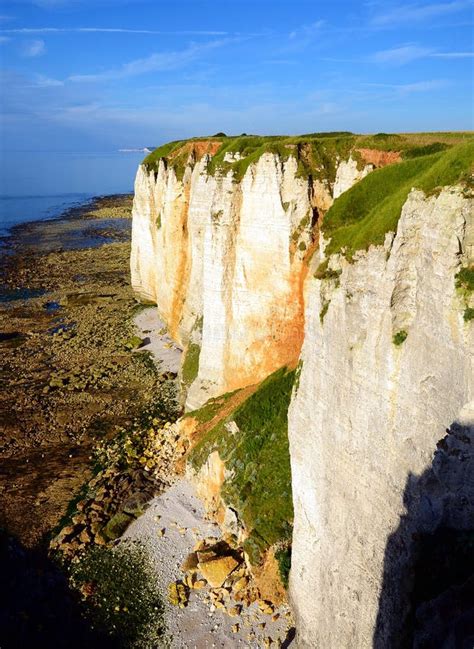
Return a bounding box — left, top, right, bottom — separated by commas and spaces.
464, 307, 474, 322
275, 546, 292, 589
455, 265, 474, 293
393, 330, 408, 346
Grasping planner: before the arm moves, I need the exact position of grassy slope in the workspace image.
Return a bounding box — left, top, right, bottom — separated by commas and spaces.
188, 367, 295, 565
321, 140, 474, 259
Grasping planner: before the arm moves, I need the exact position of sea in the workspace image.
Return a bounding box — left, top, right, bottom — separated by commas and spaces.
0, 150, 145, 236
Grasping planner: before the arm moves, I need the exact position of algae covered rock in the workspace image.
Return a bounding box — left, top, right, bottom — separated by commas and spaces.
102, 511, 134, 540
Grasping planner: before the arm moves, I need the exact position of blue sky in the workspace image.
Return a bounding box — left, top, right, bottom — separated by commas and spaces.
0, 0, 473, 152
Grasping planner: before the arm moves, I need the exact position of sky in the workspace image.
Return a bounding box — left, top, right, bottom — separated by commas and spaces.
0, 0, 473, 154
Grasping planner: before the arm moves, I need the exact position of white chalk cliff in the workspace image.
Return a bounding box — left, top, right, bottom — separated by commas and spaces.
131, 151, 335, 410
288, 187, 473, 647
131, 140, 473, 647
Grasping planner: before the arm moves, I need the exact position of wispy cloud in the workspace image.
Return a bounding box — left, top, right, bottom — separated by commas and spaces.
432, 50, 474, 57
0, 35, 10, 43
366, 79, 449, 93
33, 74, 64, 87
374, 43, 474, 64
289, 20, 325, 39
68, 38, 231, 82
374, 44, 435, 64
1, 27, 229, 35
21, 38, 46, 57
371, 1, 473, 26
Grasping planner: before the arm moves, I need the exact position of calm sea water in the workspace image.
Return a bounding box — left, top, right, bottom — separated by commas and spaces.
0, 151, 145, 235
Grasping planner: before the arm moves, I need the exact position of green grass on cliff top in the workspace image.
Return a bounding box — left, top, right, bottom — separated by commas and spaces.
188, 366, 295, 566
143, 132, 473, 260
143, 131, 473, 183
321, 140, 474, 259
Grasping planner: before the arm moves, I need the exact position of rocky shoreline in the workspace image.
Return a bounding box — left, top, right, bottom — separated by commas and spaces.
0, 194, 174, 546
0, 194, 295, 648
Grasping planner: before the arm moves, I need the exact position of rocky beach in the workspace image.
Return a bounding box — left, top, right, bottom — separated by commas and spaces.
0, 195, 178, 646
0, 193, 296, 648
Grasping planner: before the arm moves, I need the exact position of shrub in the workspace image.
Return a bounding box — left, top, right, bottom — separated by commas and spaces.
275, 546, 292, 589
455, 265, 474, 293
393, 330, 408, 346
464, 307, 474, 322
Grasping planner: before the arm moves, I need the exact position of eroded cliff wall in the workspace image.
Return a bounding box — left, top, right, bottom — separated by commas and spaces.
288, 187, 473, 647
131, 152, 336, 409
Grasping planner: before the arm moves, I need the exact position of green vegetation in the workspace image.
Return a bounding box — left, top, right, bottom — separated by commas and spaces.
314, 259, 342, 281
275, 546, 292, 589
184, 388, 240, 423
189, 367, 295, 565
320, 300, 330, 323
182, 342, 201, 387
322, 141, 474, 259
455, 265, 474, 324
70, 542, 166, 648
142, 132, 473, 187
181, 318, 203, 387
123, 335, 144, 351
464, 308, 474, 322
455, 265, 474, 293
294, 359, 303, 391
393, 330, 408, 346
402, 142, 449, 158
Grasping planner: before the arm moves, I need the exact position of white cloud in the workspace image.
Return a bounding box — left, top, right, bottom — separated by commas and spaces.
366, 79, 449, 93
432, 51, 474, 57
371, 1, 473, 26
68, 38, 232, 82
22, 39, 46, 57
289, 20, 325, 40
2, 27, 228, 35
373, 44, 474, 65
34, 74, 64, 87
374, 44, 435, 64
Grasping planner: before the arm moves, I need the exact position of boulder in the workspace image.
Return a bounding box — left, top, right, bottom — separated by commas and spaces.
198, 555, 240, 587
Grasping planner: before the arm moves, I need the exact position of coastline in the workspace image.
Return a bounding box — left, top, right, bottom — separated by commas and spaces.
0, 193, 296, 648
0, 192, 181, 646
0, 192, 175, 543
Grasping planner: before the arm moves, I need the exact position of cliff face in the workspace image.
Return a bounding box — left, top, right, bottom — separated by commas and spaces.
288, 187, 473, 647
131, 134, 473, 646
132, 151, 337, 409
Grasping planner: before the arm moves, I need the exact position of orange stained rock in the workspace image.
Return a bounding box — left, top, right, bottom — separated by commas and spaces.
356, 148, 402, 167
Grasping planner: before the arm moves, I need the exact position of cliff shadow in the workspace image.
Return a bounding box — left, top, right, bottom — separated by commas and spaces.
0, 530, 118, 649
374, 404, 474, 649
